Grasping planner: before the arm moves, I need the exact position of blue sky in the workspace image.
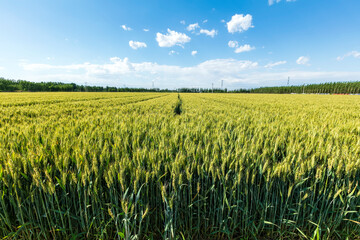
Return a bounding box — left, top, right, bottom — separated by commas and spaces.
1, 0, 360, 89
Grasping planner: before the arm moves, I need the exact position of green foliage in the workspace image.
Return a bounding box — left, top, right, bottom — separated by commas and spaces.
0, 77, 172, 92
0, 92, 360, 239
250, 81, 360, 94
2, 77, 360, 94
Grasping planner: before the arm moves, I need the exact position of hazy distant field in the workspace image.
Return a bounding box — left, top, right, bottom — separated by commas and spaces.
1, 92, 360, 239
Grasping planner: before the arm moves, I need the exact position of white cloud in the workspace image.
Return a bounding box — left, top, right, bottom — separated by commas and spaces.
203, 19, 208, 23
191, 51, 198, 56
228, 40, 239, 48
199, 29, 217, 38
21, 57, 134, 73
227, 14, 253, 33
337, 51, 360, 61
228, 41, 255, 53
143, 29, 149, 32
0, 66, 4, 70
296, 56, 310, 65
19, 58, 360, 89
156, 29, 191, 47
129, 41, 147, 50
20, 57, 258, 88
169, 50, 178, 55
221, 19, 225, 23
121, 25, 132, 31
269, 0, 296, 6
186, 23, 200, 31
234, 44, 255, 53
180, 20, 186, 25
269, 0, 280, 5
265, 61, 287, 68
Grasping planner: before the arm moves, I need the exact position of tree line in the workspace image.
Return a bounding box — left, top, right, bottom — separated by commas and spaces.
0, 78, 238, 93
1, 77, 360, 94
0, 78, 170, 92
250, 81, 360, 94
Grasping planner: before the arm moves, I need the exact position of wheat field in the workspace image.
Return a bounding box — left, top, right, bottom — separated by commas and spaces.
0, 92, 360, 239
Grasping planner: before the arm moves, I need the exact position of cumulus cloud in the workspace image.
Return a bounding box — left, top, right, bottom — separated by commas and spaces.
264, 61, 287, 68
228, 41, 255, 53
186, 23, 200, 31
121, 25, 132, 31
143, 29, 149, 32
203, 19, 208, 23
269, 0, 296, 6
227, 14, 253, 33
129, 41, 147, 50
20, 58, 360, 89
180, 20, 186, 25
234, 44, 255, 53
337, 51, 360, 61
228, 40, 238, 48
191, 50, 198, 56
20, 57, 258, 88
156, 29, 191, 47
199, 29, 217, 38
296, 56, 310, 65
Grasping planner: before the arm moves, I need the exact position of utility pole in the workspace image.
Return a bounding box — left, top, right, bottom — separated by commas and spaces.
221, 80, 224, 89
303, 84, 305, 94
287, 77, 290, 86
212, 83, 214, 93
152, 80, 154, 89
